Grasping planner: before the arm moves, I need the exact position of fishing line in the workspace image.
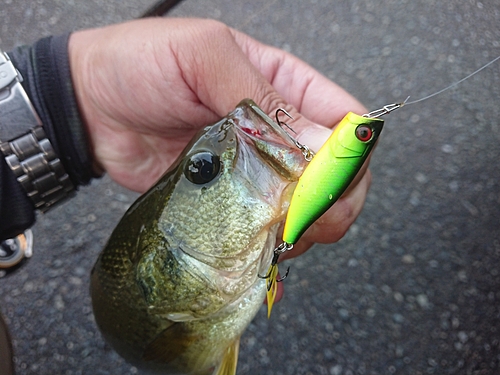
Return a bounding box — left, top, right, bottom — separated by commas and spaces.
405, 54, 500, 106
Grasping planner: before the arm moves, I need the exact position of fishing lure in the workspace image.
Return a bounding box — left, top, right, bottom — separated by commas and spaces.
263, 102, 405, 316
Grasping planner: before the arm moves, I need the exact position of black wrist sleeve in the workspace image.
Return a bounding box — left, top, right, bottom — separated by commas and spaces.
0, 33, 99, 241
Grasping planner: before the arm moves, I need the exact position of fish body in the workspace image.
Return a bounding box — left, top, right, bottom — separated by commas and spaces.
90, 100, 307, 375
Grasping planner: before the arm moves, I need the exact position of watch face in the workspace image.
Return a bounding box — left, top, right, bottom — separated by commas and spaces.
0, 230, 33, 276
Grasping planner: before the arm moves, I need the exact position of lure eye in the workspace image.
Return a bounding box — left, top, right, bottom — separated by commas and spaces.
355, 125, 373, 142
184, 151, 221, 184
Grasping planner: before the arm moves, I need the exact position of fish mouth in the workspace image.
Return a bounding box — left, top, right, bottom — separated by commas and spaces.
231, 99, 308, 183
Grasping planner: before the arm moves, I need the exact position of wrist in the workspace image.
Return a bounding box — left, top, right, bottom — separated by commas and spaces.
67, 31, 102, 175
0, 50, 76, 212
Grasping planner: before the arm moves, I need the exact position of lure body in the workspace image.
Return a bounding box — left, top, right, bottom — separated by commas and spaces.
283, 112, 384, 244
264, 111, 385, 316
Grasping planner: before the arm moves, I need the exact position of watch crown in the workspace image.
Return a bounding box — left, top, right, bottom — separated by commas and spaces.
0, 52, 19, 91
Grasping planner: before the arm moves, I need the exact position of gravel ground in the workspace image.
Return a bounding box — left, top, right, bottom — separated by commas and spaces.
1, 1, 500, 374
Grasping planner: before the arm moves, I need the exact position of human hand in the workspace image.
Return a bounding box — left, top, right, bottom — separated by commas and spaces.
68, 18, 370, 259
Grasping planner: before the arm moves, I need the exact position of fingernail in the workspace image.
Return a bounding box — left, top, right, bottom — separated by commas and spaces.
297, 125, 333, 153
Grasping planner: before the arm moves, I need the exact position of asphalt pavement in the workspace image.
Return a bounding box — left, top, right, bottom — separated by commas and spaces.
1, 0, 500, 374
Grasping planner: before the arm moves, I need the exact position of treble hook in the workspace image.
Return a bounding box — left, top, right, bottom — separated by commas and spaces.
275, 108, 315, 161
259, 242, 292, 281
258, 249, 291, 285
259, 242, 293, 318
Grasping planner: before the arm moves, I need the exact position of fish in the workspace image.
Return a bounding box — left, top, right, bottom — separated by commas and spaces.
90, 99, 309, 375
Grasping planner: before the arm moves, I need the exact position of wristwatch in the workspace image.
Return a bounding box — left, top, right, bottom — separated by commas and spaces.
0, 50, 75, 271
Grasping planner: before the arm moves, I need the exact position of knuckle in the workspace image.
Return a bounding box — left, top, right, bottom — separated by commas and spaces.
256, 91, 303, 126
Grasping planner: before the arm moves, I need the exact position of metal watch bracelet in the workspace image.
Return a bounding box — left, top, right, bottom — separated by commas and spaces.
0, 50, 75, 270
0, 126, 75, 212
0, 50, 75, 211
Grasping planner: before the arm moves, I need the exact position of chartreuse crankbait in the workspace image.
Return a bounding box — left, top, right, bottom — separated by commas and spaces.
263, 102, 405, 317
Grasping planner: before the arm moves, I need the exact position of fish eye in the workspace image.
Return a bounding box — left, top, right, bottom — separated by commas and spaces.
355, 125, 373, 142
184, 151, 221, 184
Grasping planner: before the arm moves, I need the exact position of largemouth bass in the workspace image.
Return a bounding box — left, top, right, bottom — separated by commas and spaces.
90, 99, 309, 375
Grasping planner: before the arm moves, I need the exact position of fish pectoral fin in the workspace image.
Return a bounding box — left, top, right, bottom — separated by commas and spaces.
212, 337, 240, 375
142, 322, 199, 363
